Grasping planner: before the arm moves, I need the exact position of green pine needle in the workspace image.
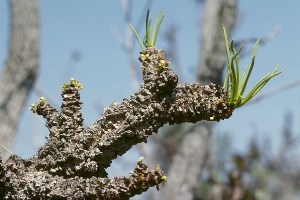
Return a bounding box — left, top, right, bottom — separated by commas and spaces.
129, 24, 145, 49
129, 9, 165, 49
222, 25, 283, 108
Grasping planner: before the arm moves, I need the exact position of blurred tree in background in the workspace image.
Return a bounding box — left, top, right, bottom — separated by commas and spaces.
0, 0, 39, 161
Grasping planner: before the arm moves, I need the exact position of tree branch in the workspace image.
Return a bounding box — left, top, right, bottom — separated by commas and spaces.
1, 155, 165, 199
0, 47, 233, 199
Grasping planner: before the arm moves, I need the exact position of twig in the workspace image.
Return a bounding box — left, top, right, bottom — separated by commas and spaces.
1, 145, 14, 155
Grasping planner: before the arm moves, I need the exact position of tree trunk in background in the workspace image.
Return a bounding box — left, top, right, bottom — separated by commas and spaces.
197, 0, 237, 85
162, 0, 237, 199
0, 0, 39, 160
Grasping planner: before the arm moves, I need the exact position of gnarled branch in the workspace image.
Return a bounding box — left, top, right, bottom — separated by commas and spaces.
0, 47, 233, 199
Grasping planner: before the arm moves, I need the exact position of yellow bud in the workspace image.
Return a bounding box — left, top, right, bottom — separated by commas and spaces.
137, 156, 144, 163
161, 176, 167, 182
39, 97, 45, 104
155, 164, 161, 172
159, 60, 165, 64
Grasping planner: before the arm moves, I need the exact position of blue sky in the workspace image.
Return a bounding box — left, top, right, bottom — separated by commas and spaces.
0, 1, 300, 165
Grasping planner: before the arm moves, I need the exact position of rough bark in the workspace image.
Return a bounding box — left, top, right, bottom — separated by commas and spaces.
162, 0, 237, 199
0, 47, 233, 199
0, 0, 40, 160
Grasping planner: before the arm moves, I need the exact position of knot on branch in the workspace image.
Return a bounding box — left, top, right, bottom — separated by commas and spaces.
140, 47, 178, 96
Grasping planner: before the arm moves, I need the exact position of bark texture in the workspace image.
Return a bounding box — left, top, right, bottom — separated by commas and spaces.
0, 0, 40, 160
0, 47, 233, 199
162, 0, 237, 199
